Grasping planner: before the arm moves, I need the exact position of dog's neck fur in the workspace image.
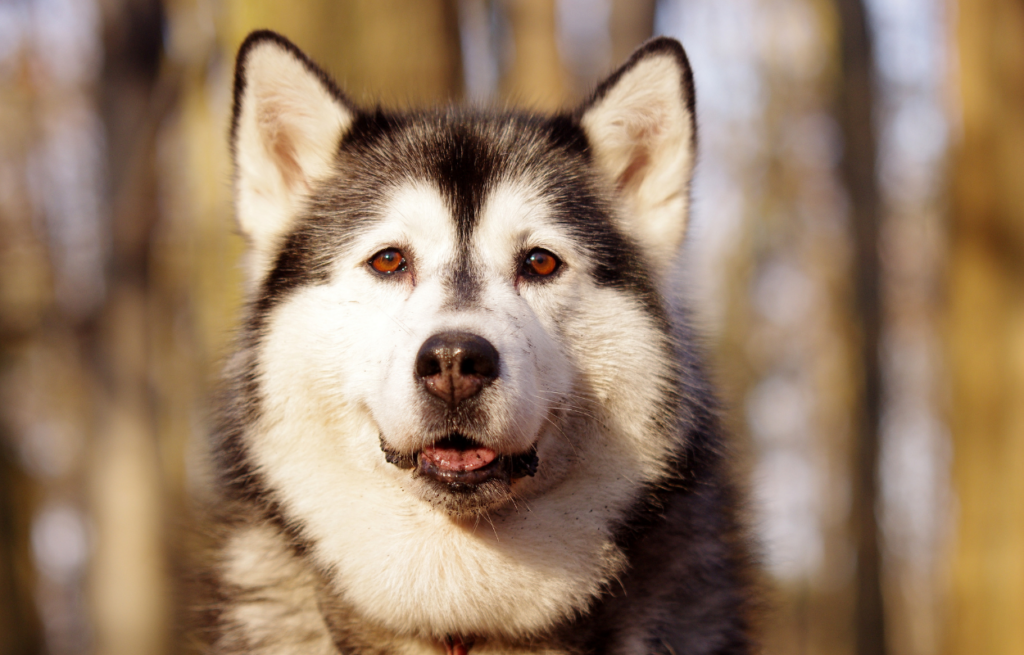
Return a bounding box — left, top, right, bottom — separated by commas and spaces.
220, 517, 584, 653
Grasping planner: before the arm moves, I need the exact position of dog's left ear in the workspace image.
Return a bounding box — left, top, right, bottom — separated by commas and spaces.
577, 37, 697, 266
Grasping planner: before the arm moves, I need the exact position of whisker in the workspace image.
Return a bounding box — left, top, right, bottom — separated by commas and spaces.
542, 413, 578, 458
482, 512, 500, 541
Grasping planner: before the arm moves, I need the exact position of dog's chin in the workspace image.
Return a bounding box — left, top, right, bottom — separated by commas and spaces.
379, 433, 538, 518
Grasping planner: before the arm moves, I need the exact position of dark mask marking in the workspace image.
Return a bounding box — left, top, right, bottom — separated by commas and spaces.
428, 127, 496, 246
444, 258, 480, 309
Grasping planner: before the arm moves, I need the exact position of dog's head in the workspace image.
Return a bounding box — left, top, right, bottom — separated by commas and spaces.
227, 31, 696, 523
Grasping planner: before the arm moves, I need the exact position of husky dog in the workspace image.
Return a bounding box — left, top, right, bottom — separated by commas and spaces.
198, 29, 753, 655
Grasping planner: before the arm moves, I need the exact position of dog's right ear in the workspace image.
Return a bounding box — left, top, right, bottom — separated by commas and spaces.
231, 31, 355, 274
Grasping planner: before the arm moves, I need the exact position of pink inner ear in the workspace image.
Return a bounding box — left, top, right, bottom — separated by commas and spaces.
617, 146, 650, 192
615, 117, 663, 192
263, 122, 305, 192
271, 134, 305, 191
256, 100, 308, 192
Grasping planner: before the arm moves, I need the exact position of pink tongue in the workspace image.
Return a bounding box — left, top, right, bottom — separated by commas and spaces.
421, 445, 497, 472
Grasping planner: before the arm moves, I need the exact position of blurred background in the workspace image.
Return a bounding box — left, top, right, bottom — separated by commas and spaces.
0, 0, 1021, 653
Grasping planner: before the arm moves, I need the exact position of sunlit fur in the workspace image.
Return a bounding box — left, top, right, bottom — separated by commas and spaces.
194, 30, 754, 655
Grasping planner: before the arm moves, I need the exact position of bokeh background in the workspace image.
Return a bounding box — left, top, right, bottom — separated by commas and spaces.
0, 0, 1021, 653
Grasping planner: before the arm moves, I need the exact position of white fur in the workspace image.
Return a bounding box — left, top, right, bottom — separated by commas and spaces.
580, 53, 695, 276
243, 180, 679, 641
233, 40, 354, 279
221, 524, 338, 654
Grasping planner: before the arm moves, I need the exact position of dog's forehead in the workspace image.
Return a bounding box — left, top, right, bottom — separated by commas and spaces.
378, 182, 456, 256
373, 179, 559, 252
350, 115, 578, 253
344, 113, 578, 222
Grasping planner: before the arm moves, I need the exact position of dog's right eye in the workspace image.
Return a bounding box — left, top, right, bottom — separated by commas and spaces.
521, 248, 561, 279
369, 249, 407, 275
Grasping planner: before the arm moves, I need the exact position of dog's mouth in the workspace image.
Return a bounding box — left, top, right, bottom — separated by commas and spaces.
381, 433, 538, 489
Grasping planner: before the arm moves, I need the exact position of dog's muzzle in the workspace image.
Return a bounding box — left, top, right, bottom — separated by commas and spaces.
380, 331, 538, 489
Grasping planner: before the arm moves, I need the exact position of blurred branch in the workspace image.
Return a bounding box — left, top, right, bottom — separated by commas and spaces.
0, 442, 44, 655
499, 0, 568, 109
609, 0, 655, 65
834, 0, 887, 653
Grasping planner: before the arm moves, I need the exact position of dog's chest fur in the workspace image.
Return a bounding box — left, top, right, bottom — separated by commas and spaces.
194, 30, 754, 655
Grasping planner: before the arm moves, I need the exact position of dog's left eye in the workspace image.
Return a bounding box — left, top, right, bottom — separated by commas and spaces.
521, 248, 561, 279
369, 248, 407, 275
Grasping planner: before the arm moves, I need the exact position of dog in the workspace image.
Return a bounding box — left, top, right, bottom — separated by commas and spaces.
195, 29, 754, 655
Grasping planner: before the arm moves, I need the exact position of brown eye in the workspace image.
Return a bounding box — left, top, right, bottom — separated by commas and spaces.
523, 249, 560, 278
369, 249, 406, 274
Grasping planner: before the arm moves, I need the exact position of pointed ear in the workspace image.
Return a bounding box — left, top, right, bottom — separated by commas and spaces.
577, 37, 697, 268
231, 31, 355, 273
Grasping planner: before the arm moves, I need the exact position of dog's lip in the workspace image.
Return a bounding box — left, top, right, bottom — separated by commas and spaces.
379, 433, 538, 485
418, 448, 506, 486
421, 434, 497, 473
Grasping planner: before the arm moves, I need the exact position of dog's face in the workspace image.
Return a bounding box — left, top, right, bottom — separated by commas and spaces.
260, 155, 586, 518
250, 117, 656, 519
224, 32, 698, 638
230, 33, 696, 521
232, 30, 696, 519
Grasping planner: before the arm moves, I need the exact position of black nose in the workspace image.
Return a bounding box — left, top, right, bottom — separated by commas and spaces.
415, 332, 499, 406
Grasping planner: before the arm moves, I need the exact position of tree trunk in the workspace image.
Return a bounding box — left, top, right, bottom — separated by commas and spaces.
499, 0, 569, 110
91, 2, 173, 653
946, 1, 1024, 653
834, 0, 887, 653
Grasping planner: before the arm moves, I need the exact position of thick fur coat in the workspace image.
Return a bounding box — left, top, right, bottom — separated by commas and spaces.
194, 30, 755, 655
